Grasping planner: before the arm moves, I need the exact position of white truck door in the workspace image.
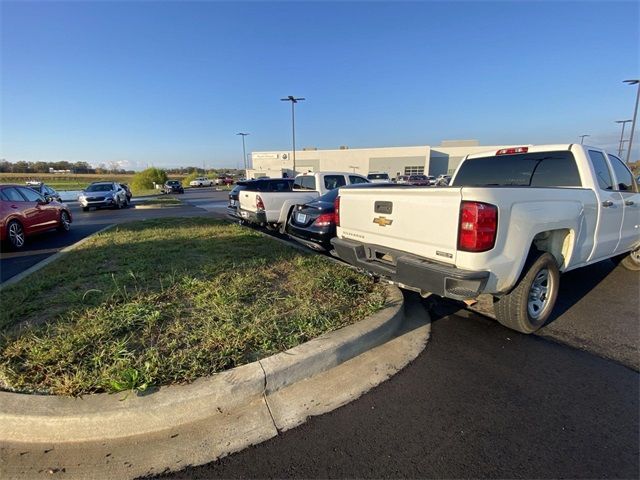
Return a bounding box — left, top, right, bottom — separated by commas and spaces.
607, 154, 640, 254
587, 150, 624, 262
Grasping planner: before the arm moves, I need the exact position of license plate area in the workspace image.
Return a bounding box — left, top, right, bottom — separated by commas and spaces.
295, 213, 307, 223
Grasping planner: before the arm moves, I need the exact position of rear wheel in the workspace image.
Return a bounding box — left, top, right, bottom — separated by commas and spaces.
82, 206, 89, 212
58, 211, 71, 232
619, 246, 640, 271
7, 220, 25, 250
494, 252, 560, 334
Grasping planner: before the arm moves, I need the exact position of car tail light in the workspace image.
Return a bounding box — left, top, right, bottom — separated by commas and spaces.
334, 196, 340, 227
458, 201, 498, 252
313, 212, 335, 227
496, 147, 528, 155
256, 195, 265, 211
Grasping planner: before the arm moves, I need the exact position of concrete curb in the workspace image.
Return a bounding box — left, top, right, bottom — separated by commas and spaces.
0, 286, 409, 479
0, 224, 115, 290
132, 203, 185, 210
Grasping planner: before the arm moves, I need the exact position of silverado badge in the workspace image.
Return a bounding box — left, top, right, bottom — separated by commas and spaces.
373, 216, 393, 227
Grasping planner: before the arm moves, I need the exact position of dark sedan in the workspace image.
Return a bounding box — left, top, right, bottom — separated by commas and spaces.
286, 183, 413, 252
163, 180, 185, 194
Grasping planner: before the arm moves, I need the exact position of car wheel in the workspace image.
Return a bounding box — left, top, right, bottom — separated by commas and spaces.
58, 211, 71, 232
619, 246, 640, 271
494, 252, 560, 334
82, 207, 89, 212
7, 220, 26, 250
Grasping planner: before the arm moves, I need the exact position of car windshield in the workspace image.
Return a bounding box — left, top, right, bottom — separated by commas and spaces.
86, 184, 113, 192
410, 175, 427, 180
167, 181, 179, 185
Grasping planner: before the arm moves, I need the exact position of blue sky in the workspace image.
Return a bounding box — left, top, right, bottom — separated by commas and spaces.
1, 0, 639, 170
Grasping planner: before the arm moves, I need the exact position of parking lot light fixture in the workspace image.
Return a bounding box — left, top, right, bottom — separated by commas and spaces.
579, 134, 590, 144
280, 96, 305, 176
623, 80, 640, 164
236, 133, 249, 178
616, 120, 633, 157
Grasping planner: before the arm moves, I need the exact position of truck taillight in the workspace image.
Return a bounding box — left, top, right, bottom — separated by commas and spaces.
458, 201, 497, 252
334, 196, 340, 227
313, 212, 335, 227
256, 195, 265, 211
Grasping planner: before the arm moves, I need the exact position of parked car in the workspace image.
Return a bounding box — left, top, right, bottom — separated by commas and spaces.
78, 182, 128, 211
190, 177, 214, 187
395, 175, 410, 184
119, 183, 133, 202
215, 176, 234, 186
332, 144, 640, 334
25, 181, 62, 203
237, 172, 369, 231
367, 173, 391, 183
0, 184, 72, 250
435, 175, 452, 186
163, 180, 185, 194
286, 183, 414, 252
227, 180, 259, 220
407, 175, 431, 186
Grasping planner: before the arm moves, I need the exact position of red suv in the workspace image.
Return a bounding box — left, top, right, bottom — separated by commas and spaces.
0, 184, 72, 250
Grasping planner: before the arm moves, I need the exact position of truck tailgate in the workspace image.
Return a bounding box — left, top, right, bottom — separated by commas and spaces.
337, 187, 463, 265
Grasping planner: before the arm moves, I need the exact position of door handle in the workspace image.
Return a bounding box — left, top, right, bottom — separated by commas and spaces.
625, 200, 635, 206
602, 200, 614, 207
10, 204, 18, 209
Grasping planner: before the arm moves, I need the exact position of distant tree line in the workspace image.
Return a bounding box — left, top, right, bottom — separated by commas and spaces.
0, 159, 133, 175
0, 159, 245, 176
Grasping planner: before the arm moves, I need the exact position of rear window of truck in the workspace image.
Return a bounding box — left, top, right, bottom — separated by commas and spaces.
453, 151, 582, 187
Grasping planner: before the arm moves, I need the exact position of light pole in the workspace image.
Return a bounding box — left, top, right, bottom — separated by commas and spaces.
236, 132, 249, 178
280, 95, 305, 175
615, 120, 632, 157
579, 134, 590, 144
623, 79, 640, 163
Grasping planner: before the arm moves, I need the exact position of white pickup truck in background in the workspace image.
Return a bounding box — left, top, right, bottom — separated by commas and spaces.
331, 145, 640, 333
237, 172, 369, 231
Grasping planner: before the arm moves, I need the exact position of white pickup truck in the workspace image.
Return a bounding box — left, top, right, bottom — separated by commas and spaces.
331, 145, 640, 333
237, 172, 369, 231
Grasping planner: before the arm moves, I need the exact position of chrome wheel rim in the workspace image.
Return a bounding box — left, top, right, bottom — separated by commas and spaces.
631, 247, 640, 265
61, 212, 70, 230
8, 222, 25, 248
527, 268, 553, 320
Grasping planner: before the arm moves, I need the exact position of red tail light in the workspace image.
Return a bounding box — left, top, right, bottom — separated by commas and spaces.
256, 195, 265, 211
496, 147, 528, 155
458, 201, 497, 252
313, 212, 335, 227
334, 196, 341, 227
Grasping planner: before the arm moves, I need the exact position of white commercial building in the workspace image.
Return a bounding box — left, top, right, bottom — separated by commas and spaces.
247, 140, 515, 180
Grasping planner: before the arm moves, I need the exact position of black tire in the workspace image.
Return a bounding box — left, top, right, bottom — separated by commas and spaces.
619, 247, 640, 271
82, 207, 89, 212
494, 252, 560, 334
58, 210, 71, 233
6, 220, 26, 250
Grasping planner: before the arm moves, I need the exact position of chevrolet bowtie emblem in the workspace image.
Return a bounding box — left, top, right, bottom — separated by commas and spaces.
373, 216, 393, 227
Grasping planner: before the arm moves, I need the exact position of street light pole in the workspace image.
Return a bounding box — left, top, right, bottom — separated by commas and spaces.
236, 133, 249, 178
579, 134, 590, 144
623, 79, 640, 164
615, 120, 632, 157
280, 96, 305, 175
